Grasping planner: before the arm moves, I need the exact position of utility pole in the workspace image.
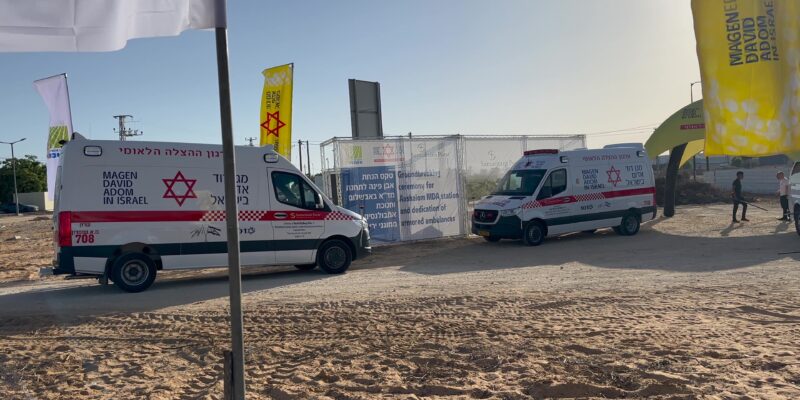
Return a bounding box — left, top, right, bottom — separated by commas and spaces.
113, 114, 142, 141
305, 140, 311, 176
297, 139, 304, 174
0, 138, 26, 215
244, 137, 257, 147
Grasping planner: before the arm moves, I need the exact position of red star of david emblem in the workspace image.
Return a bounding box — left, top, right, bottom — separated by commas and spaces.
162, 171, 197, 206
607, 166, 622, 187
260, 111, 286, 137
380, 144, 394, 156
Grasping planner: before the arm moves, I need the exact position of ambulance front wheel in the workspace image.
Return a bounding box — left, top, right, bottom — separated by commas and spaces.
317, 240, 352, 274
110, 253, 157, 293
617, 213, 640, 236
523, 221, 546, 246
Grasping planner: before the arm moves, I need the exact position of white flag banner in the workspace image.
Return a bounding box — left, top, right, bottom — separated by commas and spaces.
0, 0, 222, 52
33, 74, 73, 200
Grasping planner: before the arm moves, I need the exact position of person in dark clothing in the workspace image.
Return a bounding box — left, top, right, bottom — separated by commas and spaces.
777, 171, 790, 221
732, 171, 748, 223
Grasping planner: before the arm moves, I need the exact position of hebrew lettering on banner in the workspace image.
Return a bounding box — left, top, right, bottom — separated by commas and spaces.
340, 166, 401, 242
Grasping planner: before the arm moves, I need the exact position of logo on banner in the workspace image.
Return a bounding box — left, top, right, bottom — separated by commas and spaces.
412, 143, 450, 160
163, 171, 197, 206
260, 111, 286, 138
481, 150, 512, 168
413, 143, 427, 158
345, 145, 363, 165
373, 144, 403, 163
606, 166, 622, 187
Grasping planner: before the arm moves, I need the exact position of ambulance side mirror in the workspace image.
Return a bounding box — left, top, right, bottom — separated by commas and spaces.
315, 193, 325, 209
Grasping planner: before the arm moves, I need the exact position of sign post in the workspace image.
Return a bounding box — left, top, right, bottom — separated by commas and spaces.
214, 2, 246, 397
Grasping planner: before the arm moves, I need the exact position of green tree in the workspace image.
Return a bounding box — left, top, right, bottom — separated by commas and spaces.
0, 155, 46, 203
465, 175, 499, 201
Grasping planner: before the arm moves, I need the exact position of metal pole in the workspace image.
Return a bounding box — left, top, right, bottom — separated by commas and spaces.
11, 142, 19, 215
213, 0, 245, 396
305, 140, 311, 176
298, 139, 304, 173
63, 73, 74, 138
2, 139, 25, 215
690, 81, 699, 181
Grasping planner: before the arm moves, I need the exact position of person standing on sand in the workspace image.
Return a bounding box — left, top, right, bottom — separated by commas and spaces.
777, 171, 791, 221
732, 171, 749, 223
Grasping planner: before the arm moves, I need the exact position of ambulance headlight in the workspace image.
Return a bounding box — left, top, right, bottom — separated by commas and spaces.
499, 208, 521, 217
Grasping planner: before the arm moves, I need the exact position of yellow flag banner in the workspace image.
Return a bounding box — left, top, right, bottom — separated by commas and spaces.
260, 64, 293, 159
692, 0, 800, 156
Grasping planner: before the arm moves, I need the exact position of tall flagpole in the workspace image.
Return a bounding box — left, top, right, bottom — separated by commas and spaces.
213, 0, 246, 398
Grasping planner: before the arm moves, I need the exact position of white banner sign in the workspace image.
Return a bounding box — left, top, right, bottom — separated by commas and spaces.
34, 74, 73, 201
397, 140, 461, 240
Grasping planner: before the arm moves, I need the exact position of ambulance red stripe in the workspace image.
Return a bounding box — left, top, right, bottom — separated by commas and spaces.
522, 187, 655, 209
70, 210, 352, 223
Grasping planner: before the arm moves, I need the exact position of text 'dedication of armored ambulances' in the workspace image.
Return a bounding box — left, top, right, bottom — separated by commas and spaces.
472, 144, 657, 246
52, 138, 371, 292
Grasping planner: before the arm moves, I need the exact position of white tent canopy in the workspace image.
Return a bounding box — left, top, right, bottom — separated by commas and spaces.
0, 0, 221, 52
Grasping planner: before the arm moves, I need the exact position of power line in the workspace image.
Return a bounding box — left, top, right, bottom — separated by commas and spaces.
586, 130, 655, 137
579, 124, 658, 136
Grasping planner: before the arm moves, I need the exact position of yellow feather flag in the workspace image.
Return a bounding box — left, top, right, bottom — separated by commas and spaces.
260, 64, 293, 159
692, 0, 800, 156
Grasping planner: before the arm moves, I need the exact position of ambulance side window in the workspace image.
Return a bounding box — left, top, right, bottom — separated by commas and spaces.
537, 169, 567, 200
551, 169, 567, 195
271, 171, 326, 211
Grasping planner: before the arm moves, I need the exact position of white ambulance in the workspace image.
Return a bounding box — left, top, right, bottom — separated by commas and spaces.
52, 137, 371, 292
789, 161, 800, 234
472, 144, 656, 245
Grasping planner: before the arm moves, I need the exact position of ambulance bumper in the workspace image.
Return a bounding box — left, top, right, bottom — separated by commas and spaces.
352, 227, 372, 260
472, 216, 523, 239
53, 248, 76, 275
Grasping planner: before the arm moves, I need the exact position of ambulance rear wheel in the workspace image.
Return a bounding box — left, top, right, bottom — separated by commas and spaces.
111, 253, 157, 293
523, 221, 546, 246
295, 264, 317, 271
618, 213, 640, 236
317, 240, 352, 274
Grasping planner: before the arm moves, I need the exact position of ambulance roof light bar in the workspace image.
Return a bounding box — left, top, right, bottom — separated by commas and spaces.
524, 149, 559, 156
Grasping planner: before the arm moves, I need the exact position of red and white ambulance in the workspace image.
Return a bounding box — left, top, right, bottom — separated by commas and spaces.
472, 144, 656, 246
52, 137, 370, 292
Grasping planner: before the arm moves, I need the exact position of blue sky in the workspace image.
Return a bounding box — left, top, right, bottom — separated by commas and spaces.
0, 0, 698, 171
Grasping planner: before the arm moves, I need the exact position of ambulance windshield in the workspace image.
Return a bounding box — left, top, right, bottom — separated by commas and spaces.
493, 169, 546, 196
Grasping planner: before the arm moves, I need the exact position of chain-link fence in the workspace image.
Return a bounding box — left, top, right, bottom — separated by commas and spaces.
320, 135, 586, 243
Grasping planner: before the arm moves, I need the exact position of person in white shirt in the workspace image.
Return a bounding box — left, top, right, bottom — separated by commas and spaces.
777, 171, 791, 221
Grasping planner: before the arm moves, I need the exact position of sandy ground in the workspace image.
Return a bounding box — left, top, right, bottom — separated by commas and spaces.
1, 203, 799, 399
0, 214, 53, 282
